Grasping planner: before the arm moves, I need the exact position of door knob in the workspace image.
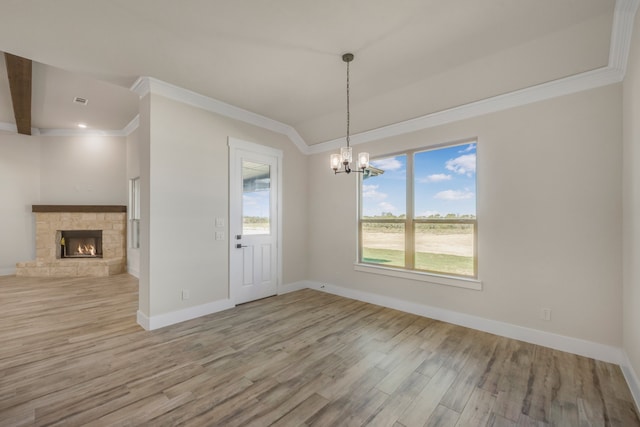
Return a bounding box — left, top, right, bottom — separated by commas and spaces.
236, 244, 248, 249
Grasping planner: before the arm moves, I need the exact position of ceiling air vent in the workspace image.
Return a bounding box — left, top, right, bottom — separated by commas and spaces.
73, 97, 88, 106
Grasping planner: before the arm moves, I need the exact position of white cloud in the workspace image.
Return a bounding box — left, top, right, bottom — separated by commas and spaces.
446, 154, 476, 175
378, 202, 397, 212
371, 157, 403, 171
434, 190, 475, 201
419, 173, 451, 183
362, 184, 387, 201
459, 143, 476, 153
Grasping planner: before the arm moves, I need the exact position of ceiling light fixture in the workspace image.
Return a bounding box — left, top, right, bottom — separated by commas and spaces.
330, 53, 369, 174
77, 123, 87, 128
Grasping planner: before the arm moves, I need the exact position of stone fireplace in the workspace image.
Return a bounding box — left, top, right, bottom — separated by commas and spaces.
16, 205, 127, 277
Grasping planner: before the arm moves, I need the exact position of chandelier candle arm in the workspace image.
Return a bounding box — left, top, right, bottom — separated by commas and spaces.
330, 52, 369, 175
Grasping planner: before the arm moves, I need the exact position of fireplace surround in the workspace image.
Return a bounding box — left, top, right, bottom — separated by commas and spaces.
16, 205, 127, 277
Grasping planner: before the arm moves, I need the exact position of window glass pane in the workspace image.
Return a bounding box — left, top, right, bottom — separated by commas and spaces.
243, 161, 271, 235
129, 177, 140, 249
415, 222, 474, 276
132, 219, 140, 249
414, 143, 476, 218
362, 155, 407, 218
361, 222, 405, 268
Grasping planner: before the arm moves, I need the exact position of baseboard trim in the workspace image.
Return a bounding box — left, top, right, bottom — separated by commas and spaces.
278, 280, 314, 295
622, 352, 640, 412
304, 281, 623, 365
0, 267, 17, 276
137, 298, 235, 331
127, 267, 140, 279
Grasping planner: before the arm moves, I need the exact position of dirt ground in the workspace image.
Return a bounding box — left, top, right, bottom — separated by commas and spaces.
362, 232, 473, 257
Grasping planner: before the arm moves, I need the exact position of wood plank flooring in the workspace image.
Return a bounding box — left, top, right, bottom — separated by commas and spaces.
0, 274, 638, 426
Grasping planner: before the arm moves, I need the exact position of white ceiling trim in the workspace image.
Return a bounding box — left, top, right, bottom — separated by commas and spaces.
37, 128, 129, 137
130, 76, 309, 154
5, 0, 637, 148
306, 66, 623, 154
308, 0, 640, 154
609, 0, 640, 74
0, 121, 40, 135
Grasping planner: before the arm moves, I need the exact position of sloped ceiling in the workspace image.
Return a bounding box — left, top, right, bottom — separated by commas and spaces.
0, 0, 626, 145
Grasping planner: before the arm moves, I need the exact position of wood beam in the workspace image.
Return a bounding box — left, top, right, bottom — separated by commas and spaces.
4, 53, 32, 135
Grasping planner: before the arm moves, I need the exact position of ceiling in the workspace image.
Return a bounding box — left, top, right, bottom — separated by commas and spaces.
0, 0, 619, 145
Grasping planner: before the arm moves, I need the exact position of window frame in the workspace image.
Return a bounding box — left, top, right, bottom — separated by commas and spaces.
129, 177, 141, 249
357, 140, 481, 290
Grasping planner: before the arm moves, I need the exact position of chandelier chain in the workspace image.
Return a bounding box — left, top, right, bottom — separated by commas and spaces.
346, 59, 350, 147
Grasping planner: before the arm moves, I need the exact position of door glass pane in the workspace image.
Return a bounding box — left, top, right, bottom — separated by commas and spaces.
242, 160, 271, 235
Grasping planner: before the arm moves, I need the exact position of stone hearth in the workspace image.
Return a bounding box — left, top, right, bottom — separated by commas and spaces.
16, 205, 127, 277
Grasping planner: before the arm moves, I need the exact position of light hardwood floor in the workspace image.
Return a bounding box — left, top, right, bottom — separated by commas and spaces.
0, 274, 638, 426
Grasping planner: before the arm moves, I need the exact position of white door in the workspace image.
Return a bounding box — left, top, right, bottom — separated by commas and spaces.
229, 138, 282, 305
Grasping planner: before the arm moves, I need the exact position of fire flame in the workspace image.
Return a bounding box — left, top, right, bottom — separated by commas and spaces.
76, 244, 96, 256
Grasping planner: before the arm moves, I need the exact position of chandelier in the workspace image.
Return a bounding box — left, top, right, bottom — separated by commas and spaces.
330, 53, 369, 174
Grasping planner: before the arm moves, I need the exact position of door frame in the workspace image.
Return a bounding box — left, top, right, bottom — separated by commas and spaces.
228, 137, 283, 304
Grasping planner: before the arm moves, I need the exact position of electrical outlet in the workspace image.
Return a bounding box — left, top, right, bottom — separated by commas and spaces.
540, 308, 551, 321
215, 231, 224, 241
182, 290, 190, 300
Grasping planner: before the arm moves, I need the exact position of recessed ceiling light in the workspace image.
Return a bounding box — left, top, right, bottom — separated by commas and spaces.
73, 97, 88, 105
77, 123, 87, 129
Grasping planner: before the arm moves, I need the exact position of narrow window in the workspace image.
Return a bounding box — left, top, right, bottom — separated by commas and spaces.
129, 177, 140, 249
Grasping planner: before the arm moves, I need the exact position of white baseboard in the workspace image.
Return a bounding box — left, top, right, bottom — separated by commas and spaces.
621, 351, 640, 412
137, 298, 235, 331
0, 267, 16, 276
304, 281, 624, 365
278, 280, 314, 295
127, 267, 140, 279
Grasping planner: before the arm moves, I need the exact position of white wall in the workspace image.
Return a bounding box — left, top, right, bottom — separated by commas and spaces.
39, 135, 127, 204
308, 84, 623, 347
0, 134, 40, 274
138, 93, 308, 319
0, 132, 128, 275
623, 9, 640, 397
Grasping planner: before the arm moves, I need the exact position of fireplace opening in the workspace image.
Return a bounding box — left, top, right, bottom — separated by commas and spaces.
60, 230, 103, 258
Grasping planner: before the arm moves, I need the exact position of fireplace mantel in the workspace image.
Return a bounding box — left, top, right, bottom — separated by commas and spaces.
32, 205, 127, 213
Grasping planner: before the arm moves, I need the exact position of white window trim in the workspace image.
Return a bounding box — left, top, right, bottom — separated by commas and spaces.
356, 139, 479, 290
354, 262, 482, 290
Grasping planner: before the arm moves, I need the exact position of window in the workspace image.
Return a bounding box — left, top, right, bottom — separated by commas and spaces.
359, 141, 477, 279
242, 160, 271, 235
129, 177, 140, 249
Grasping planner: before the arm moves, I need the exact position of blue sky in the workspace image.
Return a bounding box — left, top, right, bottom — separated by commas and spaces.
363, 142, 476, 217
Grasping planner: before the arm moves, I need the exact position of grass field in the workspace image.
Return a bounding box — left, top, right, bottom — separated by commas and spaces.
362, 247, 474, 276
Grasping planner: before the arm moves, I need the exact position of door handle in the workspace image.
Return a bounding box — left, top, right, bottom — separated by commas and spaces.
236, 244, 248, 249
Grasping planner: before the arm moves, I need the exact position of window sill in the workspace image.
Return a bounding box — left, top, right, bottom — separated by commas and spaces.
353, 263, 482, 291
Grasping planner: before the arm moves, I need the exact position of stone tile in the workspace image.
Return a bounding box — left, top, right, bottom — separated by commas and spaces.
50, 266, 78, 276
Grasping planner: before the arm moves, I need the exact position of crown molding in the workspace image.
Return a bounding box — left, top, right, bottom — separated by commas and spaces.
307, 66, 623, 154
130, 76, 309, 154
0, 121, 40, 135
307, 0, 639, 154
610, 0, 640, 75
122, 114, 140, 136
1, 0, 636, 148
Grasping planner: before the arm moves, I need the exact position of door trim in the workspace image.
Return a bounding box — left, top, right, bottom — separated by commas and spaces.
228, 137, 283, 304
